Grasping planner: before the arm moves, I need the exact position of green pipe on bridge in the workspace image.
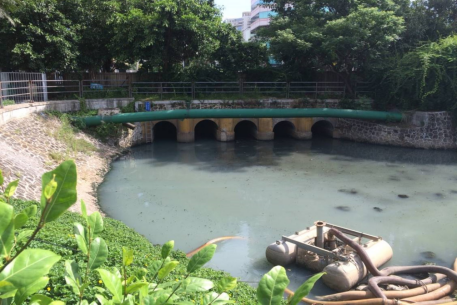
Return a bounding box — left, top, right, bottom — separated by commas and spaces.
79, 108, 403, 126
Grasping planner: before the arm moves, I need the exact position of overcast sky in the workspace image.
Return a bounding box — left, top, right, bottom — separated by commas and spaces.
214, 0, 250, 19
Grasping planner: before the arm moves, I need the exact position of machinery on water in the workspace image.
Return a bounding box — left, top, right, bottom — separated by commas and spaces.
266, 221, 393, 291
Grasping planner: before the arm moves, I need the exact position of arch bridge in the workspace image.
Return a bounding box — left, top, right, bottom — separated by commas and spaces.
139, 117, 339, 143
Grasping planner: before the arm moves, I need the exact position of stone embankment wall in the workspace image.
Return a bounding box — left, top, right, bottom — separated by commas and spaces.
0, 114, 121, 213
0, 98, 133, 126
335, 112, 456, 149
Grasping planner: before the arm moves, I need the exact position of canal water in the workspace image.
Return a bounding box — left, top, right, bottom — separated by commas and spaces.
98, 137, 457, 296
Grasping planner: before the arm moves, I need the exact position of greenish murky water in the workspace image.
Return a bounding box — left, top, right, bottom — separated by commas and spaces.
98, 138, 457, 296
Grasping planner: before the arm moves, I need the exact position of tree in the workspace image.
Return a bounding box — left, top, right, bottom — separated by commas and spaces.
0, 0, 16, 25
110, 0, 225, 80
0, 0, 80, 72
377, 35, 456, 111
259, 0, 406, 94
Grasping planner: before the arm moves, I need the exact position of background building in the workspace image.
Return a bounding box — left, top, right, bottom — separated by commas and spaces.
224, 1, 277, 42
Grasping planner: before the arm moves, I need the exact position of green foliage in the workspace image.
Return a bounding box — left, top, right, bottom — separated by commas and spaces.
53, 114, 97, 155
259, 0, 405, 94
0, 160, 78, 304
0, 0, 17, 25
377, 35, 457, 112
1, 99, 15, 106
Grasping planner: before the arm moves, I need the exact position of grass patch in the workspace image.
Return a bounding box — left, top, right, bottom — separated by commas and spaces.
13, 199, 259, 304
1, 99, 15, 106
44, 113, 98, 154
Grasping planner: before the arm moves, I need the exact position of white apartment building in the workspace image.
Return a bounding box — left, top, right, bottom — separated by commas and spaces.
224, 1, 277, 42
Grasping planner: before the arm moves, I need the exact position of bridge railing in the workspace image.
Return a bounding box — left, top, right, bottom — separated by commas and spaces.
1, 80, 373, 107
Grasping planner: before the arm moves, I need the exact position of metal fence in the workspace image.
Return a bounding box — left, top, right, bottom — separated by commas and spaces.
0, 72, 47, 104
0, 77, 372, 107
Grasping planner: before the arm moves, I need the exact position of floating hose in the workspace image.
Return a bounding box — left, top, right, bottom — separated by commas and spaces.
402, 282, 457, 303
284, 288, 411, 305
328, 228, 457, 300
412, 297, 456, 305
186, 236, 245, 257
317, 279, 448, 301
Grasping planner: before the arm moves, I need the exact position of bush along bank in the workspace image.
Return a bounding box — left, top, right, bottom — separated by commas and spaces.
0, 161, 323, 305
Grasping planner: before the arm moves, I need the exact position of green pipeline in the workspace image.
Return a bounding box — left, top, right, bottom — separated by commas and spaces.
80, 109, 403, 126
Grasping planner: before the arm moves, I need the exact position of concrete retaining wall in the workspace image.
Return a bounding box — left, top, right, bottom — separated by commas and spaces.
335, 112, 456, 149
0, 98, 133, 126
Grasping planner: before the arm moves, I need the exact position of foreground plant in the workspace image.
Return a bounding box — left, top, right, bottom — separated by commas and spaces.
0, 160, 77, 304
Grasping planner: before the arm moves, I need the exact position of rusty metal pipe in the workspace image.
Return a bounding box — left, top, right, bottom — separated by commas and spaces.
315, 221, 326, 248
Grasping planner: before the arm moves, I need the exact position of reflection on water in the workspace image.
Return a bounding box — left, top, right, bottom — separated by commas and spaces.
98, 138, 457, 296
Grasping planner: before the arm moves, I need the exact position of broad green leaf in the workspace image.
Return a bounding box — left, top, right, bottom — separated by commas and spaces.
158, 261, 179, 280
88, 237, 108, 270
161, 240, 174, 259
4, 179, 19, 199
143, 289, 177, 304
40, 160, 77, 223
288, 272, 325, 305
80, 300, 89, 305
14, 213, 28, 229
21, 205, 38, 218
88, 212, 104, 235
0, 288, 17, 299
14, 276, 49, 305
202, 292, 233, 304
121, 294, 135, 305
187, 244, 216, 273
16, 229, 33, 243
65, 260, 81, 294
74, 222, 88, 254
43, 175, 57, 200
0, 202, 14, 259
215, 276, 237, 294
0, 249, 61, 287
125, 282, 148, 294
81, 200, 87, 220
30, 294, 53, 305
97, 268, 122, 302
49, 302, 65, 305
0, 169, 3, 186
0, 280, 15, 294
149, 260, 163, 277
75, 234, 88, 255
96, 294, 114, 305
122, 247, 134, 267
257, 266, 290, 305
176, 277, 214, 293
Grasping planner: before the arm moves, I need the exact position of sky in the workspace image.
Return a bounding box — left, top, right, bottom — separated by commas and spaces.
214, 0, 250, 20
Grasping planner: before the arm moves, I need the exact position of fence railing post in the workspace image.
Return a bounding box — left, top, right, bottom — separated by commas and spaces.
159, 82, 163, 100
29, 80, 33, 103
192, 82, 195, 99
315, 82, 318, 100
128, 82, 132, 98
0, 81, 3, 108
78, 81, 83, 98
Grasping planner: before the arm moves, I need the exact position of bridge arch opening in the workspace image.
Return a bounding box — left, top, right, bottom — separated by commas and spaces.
195, 120, 218, 140
153, 121, 177, 141
234, 120, 257, 140
311, 120, 334, 138
273, 121, 296, 139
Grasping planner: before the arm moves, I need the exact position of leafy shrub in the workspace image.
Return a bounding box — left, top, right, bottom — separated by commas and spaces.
377, 35, 457, 112
0, 162, 322, 305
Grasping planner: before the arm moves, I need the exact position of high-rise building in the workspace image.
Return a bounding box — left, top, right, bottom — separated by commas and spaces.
223, 1, 277, 42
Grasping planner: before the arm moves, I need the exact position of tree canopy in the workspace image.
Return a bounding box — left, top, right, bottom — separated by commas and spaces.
258, 0, 406, 93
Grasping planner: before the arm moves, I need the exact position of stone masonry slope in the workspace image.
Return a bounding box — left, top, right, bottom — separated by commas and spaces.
0, 113, 121, 214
